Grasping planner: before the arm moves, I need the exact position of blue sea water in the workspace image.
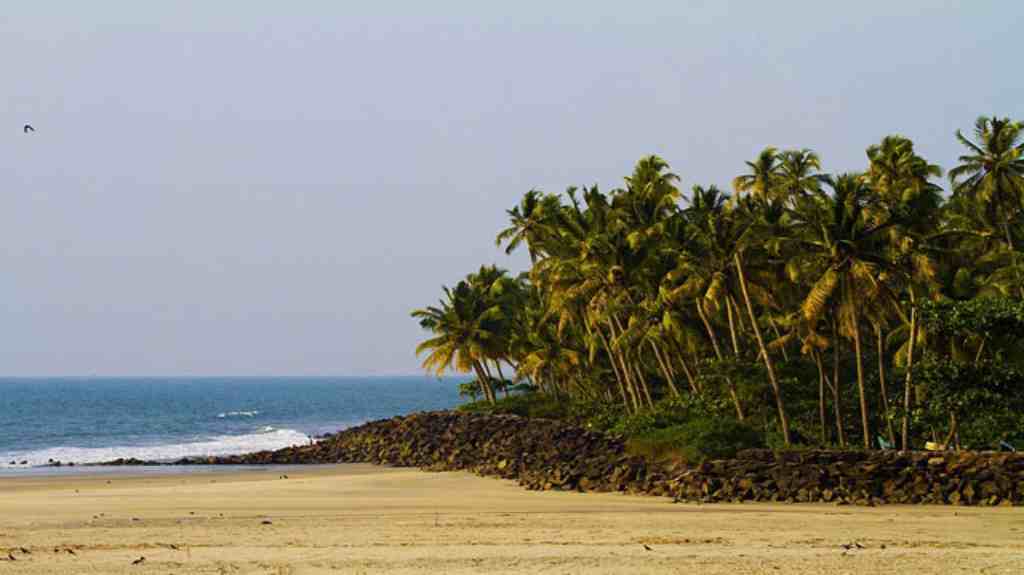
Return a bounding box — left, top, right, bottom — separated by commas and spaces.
0, 376, 464, 470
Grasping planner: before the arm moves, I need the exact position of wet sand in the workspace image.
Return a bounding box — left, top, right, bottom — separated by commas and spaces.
0, 464, 1021, 574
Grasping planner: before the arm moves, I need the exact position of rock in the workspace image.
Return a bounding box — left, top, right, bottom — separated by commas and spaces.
79, 410, 1024, 507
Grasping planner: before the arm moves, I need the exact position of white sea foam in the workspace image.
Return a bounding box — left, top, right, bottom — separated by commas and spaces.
216, 410, 261, 418
0, 428, 310, 468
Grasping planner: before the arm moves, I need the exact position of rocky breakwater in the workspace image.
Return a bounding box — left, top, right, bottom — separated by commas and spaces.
669, 449, 1024, 506
182, 411, 656, 493
124, 412, 1022, 506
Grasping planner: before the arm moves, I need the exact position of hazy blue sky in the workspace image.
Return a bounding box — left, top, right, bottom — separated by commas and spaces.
1, 2, 1021, 375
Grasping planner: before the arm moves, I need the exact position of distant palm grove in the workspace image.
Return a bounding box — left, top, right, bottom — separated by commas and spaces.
414, 116, 1024, 453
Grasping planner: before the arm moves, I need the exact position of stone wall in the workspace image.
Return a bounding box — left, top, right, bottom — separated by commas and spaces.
162, 411, 1024, 506
673, 449, 1024, 506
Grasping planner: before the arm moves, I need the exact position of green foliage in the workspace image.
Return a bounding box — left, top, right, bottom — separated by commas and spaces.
458, 392, 571, 421
627, 418, 765, 463
918, 297, 1024, 341
606, 394, 722, 436
458, 380, 483, 401
417, 118, 1024, 453
911, 355, 1024, 448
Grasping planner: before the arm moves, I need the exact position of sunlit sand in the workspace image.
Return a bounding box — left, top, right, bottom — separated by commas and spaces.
1, 465, 1021, 574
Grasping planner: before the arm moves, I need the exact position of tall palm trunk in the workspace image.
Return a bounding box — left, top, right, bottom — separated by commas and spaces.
649, 340, 680, 397
813, 349, 828, 444
598, 328, 631, 411
944, 412, 959, 450
696, 299, 744, 420
831, 318, 847, 447
875, 325, 896, 446
769, 316, 790, 361
901, 291, 917, 450
607, 320, 641, 412
669, 339, 699, 394
495, 361, 510, 398
725, 296, 742, 356
632, 363, 655, 408
734, 253, 791, 446
612, 315, 654, 409
472, 362, 496, 404
729, 295, 749, 336
851, 316, 871, 449
481, 361, 503, 402
667, 337, 701, 394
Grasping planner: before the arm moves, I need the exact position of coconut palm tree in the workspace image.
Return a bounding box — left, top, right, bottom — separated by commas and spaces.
790, 174, 903, 448
496, 190, 561, 262
777, 149, 822, 205
412, 280, 502, 403
733, 147, 782, 204
949, 116, 1024, 249
415, 125, 1024, 452
865, 135, 944, 449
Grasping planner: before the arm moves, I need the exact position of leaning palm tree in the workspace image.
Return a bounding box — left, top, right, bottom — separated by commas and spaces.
412, 275, 511, 404
496, 190, 561, 262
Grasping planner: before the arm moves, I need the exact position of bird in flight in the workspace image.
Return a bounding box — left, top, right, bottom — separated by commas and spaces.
23, 124, 35, 133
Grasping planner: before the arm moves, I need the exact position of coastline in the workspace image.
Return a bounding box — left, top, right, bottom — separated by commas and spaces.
11, 410, 1022, 506
2, 464, 1021, 574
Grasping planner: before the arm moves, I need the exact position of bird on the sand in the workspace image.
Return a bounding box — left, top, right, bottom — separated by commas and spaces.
65, 548, 77, 556
6, 553, 15, 561
23, 124, 34, 133
18, 548, 30, 555
642, 544, 653, 551
131, 556, 146, 565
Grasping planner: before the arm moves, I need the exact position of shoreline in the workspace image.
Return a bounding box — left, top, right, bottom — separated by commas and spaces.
0, 463, 317, 479
7, 410, 1022, 507
1, 464, 1021, 574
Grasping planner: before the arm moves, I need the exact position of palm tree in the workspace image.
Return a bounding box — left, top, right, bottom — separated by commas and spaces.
865, 135, 944, 449
949, 116, 1024, 249
664, 185, 753, 420
415, 129, 1023, 453
412, 280, 502, 403
496, 190, 561, 262
733, 147, 782, 204
791, 174, 902, 448
777, 149, 822, 205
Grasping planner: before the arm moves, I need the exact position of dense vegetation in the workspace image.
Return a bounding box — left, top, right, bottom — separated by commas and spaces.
414, 116, 1024, 453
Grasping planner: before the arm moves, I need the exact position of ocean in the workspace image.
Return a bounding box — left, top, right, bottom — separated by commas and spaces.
0, 376, 464, 471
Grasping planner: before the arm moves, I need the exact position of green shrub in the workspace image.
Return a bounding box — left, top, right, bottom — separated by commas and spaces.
606, 395, 725, 437
627, 417, 765, 463
457, 393, 570, 420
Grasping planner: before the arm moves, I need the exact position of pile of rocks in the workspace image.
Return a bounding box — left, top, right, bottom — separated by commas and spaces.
668, 449, 1024, 506
117, 411, 1024, 506
181, 411, 654, 493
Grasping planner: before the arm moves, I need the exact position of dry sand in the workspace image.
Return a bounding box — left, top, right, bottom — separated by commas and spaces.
0, 464, 1021, 574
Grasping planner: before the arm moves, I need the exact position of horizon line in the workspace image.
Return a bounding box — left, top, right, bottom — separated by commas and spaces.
0, 374, 473, 379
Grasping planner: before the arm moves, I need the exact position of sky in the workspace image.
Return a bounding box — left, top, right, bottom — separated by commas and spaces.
1, 1, 1021, 376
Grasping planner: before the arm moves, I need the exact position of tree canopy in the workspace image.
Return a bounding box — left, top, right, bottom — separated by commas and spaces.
414, 116, 1024, 451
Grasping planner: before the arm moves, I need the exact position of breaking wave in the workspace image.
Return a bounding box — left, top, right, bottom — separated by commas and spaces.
217, 410, 261, 418
0, 428, 309, 468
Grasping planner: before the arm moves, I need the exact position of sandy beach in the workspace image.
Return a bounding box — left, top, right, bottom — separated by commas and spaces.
0, 465, 1020, 574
